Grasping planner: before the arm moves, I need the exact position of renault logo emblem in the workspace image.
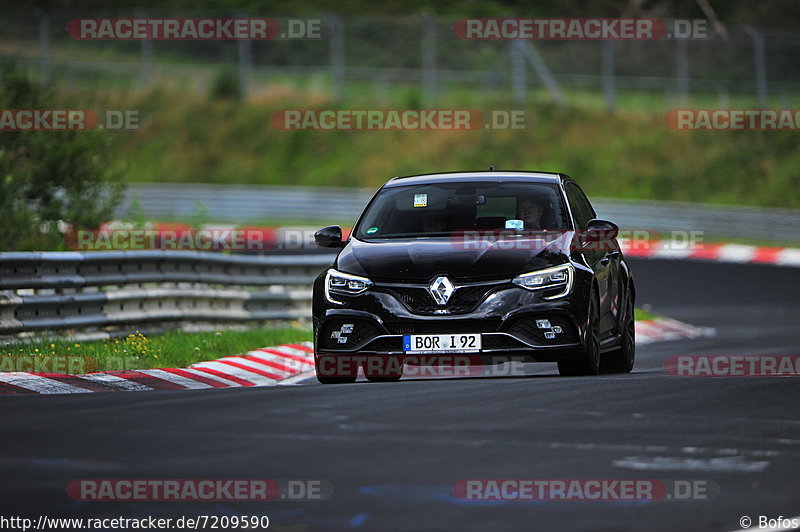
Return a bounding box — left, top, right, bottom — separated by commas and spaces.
429, 276, 455, 305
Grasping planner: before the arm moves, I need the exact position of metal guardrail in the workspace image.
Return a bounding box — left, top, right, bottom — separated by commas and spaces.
121, 183, 800, 243
120, 184, 375, 223
7, 188, 800, 337
0, 251, 333, 336
592, 198, 800, 243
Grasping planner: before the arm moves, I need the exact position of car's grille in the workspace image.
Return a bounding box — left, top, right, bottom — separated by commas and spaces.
364, 337, 403, 352
381, 283, 510, 315
319, 319, 382, 349
505, 315, 580, 345
384, 319, 502, 335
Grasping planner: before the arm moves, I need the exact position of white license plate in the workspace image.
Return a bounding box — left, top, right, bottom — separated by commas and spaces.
403, 334, 482, 353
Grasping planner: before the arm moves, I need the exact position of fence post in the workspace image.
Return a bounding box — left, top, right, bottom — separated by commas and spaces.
718, 86, 729, 108
602, 40, 616, 112
519, 41, 565, 105
373, 76, 389, 103
510, 40, 527, 106
421, 14, 438, 106
744, 26, 767, 107
676, 38, 688, 105
38, 10, 50, 84
326, 13, 345, 101
137, 10, 153, 87
237, 12, 252, 100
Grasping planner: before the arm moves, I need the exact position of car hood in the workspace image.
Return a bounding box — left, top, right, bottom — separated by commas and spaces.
335, 231, 575, 282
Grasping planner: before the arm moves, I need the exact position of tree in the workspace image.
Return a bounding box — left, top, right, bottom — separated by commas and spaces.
0, 64, 125, 251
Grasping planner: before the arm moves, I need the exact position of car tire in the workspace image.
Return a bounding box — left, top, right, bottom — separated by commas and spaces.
363, 355, 404, 383
558, 291, 601, 376
601, 286, 635, 374
315, 354, 358, 384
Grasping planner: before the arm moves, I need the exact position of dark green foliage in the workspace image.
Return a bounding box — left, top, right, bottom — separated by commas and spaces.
0, 64, 125, 250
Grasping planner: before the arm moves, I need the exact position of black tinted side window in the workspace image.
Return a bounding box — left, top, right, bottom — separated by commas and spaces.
574, 184, 597, 220
565, 184, 591, 229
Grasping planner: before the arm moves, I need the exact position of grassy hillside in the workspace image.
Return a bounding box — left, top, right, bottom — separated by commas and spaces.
95, 85, 800, 208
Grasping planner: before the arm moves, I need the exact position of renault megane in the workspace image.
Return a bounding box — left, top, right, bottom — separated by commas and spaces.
311, 171, 635, 383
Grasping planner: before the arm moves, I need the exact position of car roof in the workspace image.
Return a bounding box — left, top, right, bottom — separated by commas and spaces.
383, 171, 569, 188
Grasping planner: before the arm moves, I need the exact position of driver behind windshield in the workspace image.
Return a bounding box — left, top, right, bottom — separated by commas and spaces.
421, 211, 447, 233
516, 196, 546, 230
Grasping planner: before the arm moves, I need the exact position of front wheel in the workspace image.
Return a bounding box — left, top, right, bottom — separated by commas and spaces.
558, 291, 601, 376
601, 287, 635, 374
363, 355, 404, 383
315, 355, 358, 384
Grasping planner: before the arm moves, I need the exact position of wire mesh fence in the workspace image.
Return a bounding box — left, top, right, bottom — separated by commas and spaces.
3, 10, 799, 111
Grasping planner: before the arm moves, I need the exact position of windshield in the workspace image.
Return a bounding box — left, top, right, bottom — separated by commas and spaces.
354, 181, 570, 239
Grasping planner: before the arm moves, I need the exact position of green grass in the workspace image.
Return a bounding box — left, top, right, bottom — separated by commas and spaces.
80, 84, 800, 210
8, 70, 798, 224
634, 307, 659, 321
0, 327, 312, 373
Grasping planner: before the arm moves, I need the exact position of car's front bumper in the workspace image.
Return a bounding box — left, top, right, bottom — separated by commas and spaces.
313, 273, 592, 363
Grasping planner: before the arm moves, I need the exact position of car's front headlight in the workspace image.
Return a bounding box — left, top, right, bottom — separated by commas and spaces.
512, 263, 574, 300
325, 269, 373, 304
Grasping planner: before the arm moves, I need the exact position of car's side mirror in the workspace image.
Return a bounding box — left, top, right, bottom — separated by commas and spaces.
585, 219, 619, 242
314, 225, 346, 248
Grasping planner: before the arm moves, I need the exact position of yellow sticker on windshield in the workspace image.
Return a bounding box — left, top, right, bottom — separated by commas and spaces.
413, 194, 428, 207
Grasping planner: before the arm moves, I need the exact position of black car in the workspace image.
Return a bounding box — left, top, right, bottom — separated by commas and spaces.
312, 171, 635, 383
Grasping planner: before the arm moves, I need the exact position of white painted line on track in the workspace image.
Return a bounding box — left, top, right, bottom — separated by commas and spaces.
0, 373, 92, 394
613, 455, 770, 473
245, 350, 310, 371
190, 360, 278, 385
651, 242, 694, 260
776, 248, 800, 267
220, 356, 286, 379
716, 244, 757, 263
258, 345, 315, 359
276, 370, 317, 385
177, 367, 242, 387
137, 369, 214, 389
78, 373, 153, 392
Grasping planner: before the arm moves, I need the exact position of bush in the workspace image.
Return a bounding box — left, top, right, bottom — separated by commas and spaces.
0, 64, 125, 251
209, 68, 241, 101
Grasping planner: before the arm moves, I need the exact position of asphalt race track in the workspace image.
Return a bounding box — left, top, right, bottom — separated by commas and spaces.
1, 258, 798, 531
